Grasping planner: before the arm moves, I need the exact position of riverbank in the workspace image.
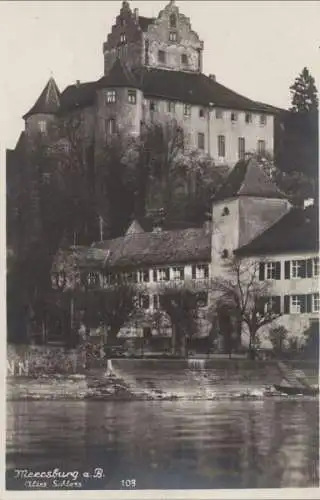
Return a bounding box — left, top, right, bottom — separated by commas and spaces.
7, 358, 318, 401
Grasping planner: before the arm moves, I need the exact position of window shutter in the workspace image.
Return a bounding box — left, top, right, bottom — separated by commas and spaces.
284, 295, 290, 314
273, 296, 281, 314
153, 269, 157, 282
306, 294, 312, 313
284, 261, 290, 279
300, 295, 306, 313
165, 269, 170, 281
204, 265, 209, 278
180, 267, 185, 280
192, 265, 196, 279
299, 260, 306, 278
275, 262, 281, 280
259, 263, 265, 281
306, 259, 313, 278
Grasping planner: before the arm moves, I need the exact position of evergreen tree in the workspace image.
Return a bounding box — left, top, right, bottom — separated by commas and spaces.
290, 67, 318, 112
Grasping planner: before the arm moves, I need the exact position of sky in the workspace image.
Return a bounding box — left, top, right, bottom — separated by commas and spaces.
0, 0, 319, 150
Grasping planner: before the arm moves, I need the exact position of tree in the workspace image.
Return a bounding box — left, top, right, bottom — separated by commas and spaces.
211, 257, 282, 359
290, 67, 318, 113
268, 325, 288, 358
79, 280, 138, 346
159, 286, 199, 357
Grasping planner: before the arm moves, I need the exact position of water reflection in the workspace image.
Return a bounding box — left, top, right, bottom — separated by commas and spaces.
6, 399, 318, 489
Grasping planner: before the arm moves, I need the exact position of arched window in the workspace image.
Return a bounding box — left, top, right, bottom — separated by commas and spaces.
169, 13, 177, 28
106, 118, 116, 135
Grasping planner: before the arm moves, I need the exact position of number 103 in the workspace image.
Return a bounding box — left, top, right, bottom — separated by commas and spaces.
121, 479, 136, 488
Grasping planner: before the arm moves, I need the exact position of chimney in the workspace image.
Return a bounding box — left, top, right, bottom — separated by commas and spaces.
209, 74, 216, 81
134, 8, 139, 20
76, 80, 80, 87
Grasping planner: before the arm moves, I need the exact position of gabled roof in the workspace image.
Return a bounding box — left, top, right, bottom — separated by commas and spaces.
138, 16, 155, 31
91, 227, 211, 268
97, 58, 141, 89
137, 68, 275, 112
235, 205, 319, 256
23, 77, 60, 119
213, 158, 287, 202
57, 63, 279, 114
59, 81, 98, 114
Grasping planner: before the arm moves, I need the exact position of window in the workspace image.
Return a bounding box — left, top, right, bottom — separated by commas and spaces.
260, 114, 267, 125
192, 264, 209, 280
292, 260, 306, 279
158, 50, 166, 63
153, 294, 160, 310
38, 120, 47, 134
257, 139, 266, 155
265, 296, 281, 314
221, 249, 229, 259
106, 118, 116, 135
87, 272, 99, 286
199, 108, 205, 118
169, 13, 177, 28
238, 137, 245, 160
137, 270, 149, 283
181, 53, 188, 65
218, 135, 226, 157
245, 113, 252, 124
139, 294, 150, 309
172, 267, 184, 280
183, 104, 191, 117
231, 111, 238, 122
215, 109, 223, 119
197, 292, 208, 308
266, 262, 281, 280
106, 90, 116, 103
120, 18, 126, 27
169, 32, 177, 42
313, 257, 319, 277
128, 89, 137, 104
197, 132, 205, 150
150, 100, 156, 111
120, 33, 127, 43
154, 268, 170, 282
290, 295, 304, 314
312, 293, 320, 313
167, 101, 175, 113
222, 206, 229, 216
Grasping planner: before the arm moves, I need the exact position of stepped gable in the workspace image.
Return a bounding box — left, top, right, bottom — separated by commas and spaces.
91, 226, 211, 268
23, 77, 60, 119
235, 205, 319, 256
213, 157, 287, 202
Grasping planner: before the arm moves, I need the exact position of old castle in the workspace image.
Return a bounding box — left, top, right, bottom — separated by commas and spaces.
22, 0, 275, 166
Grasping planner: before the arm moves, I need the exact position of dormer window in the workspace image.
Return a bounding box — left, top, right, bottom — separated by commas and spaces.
181, 53, 188, 65
120, 19, 126, 27
120, 33, 127, 43
169, 13, 177, 28
158, 50, 166, 64
106, 90, 116, 103
169, 32, 177, 42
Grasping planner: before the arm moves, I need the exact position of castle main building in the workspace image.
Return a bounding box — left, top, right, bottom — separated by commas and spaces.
22, 0, 275, 166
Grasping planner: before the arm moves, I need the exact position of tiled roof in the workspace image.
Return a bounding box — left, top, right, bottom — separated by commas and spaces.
138, 16, 155, 31
138, 68, 275, 112
23, 77, 61, 119
235, 205, 319, 256
59, 81, 98, 114
97, 58, 141, 89
91, 227, 211, 268
213, 158, 287, 202
57, 61, 278, 114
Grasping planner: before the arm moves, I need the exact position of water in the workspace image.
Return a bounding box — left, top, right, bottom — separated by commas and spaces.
6, 399, 318, 490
